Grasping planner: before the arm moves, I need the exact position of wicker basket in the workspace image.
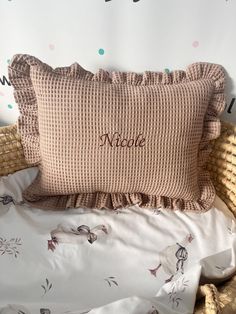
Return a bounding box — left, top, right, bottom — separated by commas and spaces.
207, 121, 236, 217
0, 121, 236, 314
0, 124, 29, 176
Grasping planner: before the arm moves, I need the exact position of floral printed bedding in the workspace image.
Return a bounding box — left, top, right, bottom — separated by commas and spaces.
0, 167, 235, 314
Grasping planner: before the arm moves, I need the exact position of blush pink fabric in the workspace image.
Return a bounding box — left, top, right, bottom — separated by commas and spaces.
8, 55, 225, 211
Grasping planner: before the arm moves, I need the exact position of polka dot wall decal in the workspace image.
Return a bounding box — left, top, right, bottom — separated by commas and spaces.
7, 59, 11, 64
164, 68, 170, 74
49, 44, 55, 50
98, 48, 105, 55
192, 41, 199, 48
7, 104, 13, 109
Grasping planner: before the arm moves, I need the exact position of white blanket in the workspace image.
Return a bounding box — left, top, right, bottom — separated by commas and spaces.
0, 168, 235, 314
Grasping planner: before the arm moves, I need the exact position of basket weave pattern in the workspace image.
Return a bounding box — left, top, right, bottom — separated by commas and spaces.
207, 121, 236, 217
0, 122, 236, 313
0, 124, 29, 176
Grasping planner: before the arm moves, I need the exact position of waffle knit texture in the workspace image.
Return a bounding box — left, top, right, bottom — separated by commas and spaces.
8, 54, 226, 211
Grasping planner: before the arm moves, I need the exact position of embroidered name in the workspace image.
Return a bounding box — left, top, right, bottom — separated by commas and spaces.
99, 132, 145, 148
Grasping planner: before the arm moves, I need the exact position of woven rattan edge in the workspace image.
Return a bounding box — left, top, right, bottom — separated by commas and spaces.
0, 123, 30, 176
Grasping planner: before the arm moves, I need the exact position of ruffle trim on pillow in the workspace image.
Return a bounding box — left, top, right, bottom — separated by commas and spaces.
9, 54, 226, 211
8, 55, 51, 164
22, 170, 215, 211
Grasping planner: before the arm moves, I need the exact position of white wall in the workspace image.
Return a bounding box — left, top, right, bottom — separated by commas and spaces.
0, 0, 235, 126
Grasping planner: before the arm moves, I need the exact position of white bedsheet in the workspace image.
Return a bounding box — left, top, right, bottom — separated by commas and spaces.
0, 167, 235, 314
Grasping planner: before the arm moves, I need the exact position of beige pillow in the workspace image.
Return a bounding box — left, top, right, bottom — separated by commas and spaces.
8, 54, 225, 211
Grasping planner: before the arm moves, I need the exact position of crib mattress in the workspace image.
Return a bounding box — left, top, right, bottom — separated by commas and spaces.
0, 168, 236, 314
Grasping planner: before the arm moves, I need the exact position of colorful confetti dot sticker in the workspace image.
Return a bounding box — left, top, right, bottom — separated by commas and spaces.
164, 68, 170, 74
8, 104, 13, 109
7, 59, 11, 64
98, 48, 105, 55
192, 41, 199, 48
49, 44, 55, 50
